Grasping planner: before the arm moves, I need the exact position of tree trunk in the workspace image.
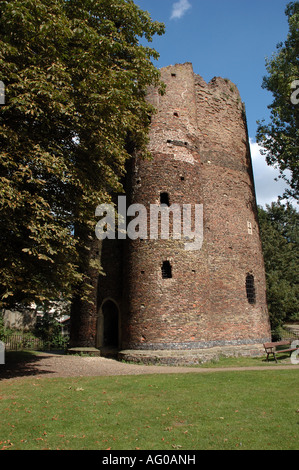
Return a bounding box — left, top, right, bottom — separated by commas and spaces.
69, 234, 101, 348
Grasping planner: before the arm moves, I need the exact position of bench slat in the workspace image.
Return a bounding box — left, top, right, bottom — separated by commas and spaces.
263, 340, 298, 363
264, 341, 291, 348
273, 348, 296, 353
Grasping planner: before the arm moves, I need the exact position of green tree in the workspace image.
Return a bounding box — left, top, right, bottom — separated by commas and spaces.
0, 311, 6, 339
0, 0, 164, 309
258, 202, 299, 336
256, 1, 299, 201
34, 311, 67, 349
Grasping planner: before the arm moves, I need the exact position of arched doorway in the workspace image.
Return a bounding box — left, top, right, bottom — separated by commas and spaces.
99, 300, 119, 349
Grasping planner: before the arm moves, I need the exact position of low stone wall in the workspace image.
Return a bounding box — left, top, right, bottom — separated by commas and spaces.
118, 343, 265, 366
2, 309, 36, 331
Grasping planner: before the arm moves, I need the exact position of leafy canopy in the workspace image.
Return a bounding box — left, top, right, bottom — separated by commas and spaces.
256, 1, 299, 201
258, 202, 299, 334
0, 0, 165, 307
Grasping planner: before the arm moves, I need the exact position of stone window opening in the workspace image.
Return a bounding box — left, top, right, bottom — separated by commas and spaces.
160, 192, 170, 207
247, 221, 253, 235
173, 112, 179, 117
162, 261, 172, 279
246, 274, 256, 305
171, 73, 176, 77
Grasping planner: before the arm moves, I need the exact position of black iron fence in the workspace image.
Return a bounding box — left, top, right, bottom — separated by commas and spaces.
2, 334, 48, 351
281, 326, 299, 341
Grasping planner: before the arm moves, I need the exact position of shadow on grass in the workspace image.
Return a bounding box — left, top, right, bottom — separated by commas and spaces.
0, 350, 65, 381
0, 350, 297, 382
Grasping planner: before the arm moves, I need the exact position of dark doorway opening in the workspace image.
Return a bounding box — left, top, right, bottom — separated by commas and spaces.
102, 300, 119, 348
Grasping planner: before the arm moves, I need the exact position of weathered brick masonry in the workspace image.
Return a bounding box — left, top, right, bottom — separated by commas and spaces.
96, 63, 271, 357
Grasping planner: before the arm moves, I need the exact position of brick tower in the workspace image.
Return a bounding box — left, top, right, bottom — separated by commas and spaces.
96, 63, 271, 362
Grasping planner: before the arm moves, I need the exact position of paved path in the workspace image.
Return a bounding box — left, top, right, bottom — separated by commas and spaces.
1, 352, 299, 381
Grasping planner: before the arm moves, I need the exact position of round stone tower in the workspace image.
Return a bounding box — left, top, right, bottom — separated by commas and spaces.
97, 63, 271, 361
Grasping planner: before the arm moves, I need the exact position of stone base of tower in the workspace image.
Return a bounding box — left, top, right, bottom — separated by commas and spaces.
118, 343, 267, 366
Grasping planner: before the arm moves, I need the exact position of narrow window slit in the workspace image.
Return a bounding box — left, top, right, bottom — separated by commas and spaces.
160, 192, 170, 206
246, 274, 256, 304
162, 261, 172, 279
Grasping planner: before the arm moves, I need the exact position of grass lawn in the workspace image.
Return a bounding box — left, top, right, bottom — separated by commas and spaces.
0, 367, 298, 450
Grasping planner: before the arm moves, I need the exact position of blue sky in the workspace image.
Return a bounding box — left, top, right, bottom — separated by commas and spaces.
135, 0, 292, 207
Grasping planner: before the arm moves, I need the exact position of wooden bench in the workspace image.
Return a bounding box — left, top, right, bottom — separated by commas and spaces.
263, 340, 297, 363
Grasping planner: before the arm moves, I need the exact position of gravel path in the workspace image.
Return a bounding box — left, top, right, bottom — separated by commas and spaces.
1, 352, 299, 381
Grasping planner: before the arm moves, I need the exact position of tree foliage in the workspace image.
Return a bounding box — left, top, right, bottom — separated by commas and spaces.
256, 1, 299, 201
0, 0, 164, 307
258, 202, 299, 334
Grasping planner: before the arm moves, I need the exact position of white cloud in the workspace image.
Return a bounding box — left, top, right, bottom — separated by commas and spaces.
170, 0, 192, 20
250, 139, 290, 207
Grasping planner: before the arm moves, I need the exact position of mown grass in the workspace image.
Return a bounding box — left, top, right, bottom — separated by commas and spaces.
0, 369, 298, 450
